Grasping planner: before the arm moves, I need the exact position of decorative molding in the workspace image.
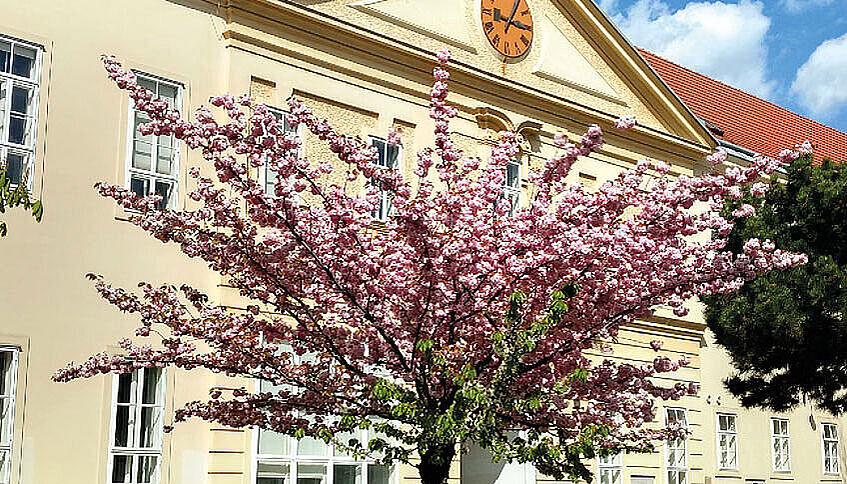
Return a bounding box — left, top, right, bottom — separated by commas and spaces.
348, 0, 477, 53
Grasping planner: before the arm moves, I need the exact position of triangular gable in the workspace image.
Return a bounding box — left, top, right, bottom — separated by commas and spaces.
227, 0, 715, 149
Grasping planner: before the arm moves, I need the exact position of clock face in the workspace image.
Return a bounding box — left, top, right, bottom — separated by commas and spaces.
481, 0, 534, 58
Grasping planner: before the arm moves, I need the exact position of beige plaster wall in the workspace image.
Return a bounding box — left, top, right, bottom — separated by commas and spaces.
0, 1, 842, 484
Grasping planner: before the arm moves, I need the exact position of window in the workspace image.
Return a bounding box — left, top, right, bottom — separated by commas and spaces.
770, 417, 790, 472
597, 453, 622, 484
127, 74, 182, 210
255, 389, 393, 483
665, 408, 687, 484
716, 414, 737, 470
262, 107, 298, 197
108, 369, 166, 484
368, 137, 400, 222
499, 157, 520, 216
822, 423, 839, 474
0, 349, 19, 484
631, 479, 655, 484
0, 36, 41, 189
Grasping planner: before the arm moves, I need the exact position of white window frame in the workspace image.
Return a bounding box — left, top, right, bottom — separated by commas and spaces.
597, 452, 622, 484
770, 417, 791, 472
252, 426, 397, 484
0, 347, 19, 484
822, 423, 839, 475
250, 340, 396, 484
716, 413, 738, 471
664, 407, 688, 484
367, 136, 401, 222
0, 34, 43, 191
124, 73, 182, 210
107, 368, 167, 484
260, 106, 300, 198
500, 156, 521, 216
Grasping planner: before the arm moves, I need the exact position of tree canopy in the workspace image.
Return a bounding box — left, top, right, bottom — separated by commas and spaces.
706, 154, 847, 414
54, 52, 804, 484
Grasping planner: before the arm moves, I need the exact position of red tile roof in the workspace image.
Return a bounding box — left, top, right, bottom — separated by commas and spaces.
639, 48, 847, 162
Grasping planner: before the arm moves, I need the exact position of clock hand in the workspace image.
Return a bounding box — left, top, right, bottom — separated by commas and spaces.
504, 0, 520, 33
511, 19, 532, 31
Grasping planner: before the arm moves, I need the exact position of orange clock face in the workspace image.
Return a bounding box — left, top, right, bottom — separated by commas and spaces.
481, 0, 534, 58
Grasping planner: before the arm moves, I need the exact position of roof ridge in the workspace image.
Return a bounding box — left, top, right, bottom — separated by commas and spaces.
637, 47, 846, 138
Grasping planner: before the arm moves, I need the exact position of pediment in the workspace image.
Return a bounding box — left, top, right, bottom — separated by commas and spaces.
278, 0, 713, 146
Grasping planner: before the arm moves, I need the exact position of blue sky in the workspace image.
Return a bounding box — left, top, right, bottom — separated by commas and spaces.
597, 0, 847, 132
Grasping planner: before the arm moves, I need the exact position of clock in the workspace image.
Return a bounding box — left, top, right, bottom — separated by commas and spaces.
481, 0, 534, 58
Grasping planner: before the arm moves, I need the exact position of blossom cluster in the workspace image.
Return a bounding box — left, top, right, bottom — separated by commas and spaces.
56, 52, 806, 470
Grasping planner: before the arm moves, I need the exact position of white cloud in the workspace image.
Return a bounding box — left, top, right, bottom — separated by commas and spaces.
780, 0, 834, 13
596, 0, 620, 14
791, 33, 847, 117
612, 0, 777, 99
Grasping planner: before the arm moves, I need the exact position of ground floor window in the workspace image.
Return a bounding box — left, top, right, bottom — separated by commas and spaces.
0, 348, 18, 484
108, 368, 166, 484
597, 452, 622, 484
665, 407, 688, 484
255, 428, 393, 484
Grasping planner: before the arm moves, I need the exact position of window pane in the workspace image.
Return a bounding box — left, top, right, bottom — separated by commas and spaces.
0, 352, 11, 397
10, 87, 31, 115
0, 448, 10, 484
156, 144, 175, 176
114, 405, 133, 447
129, 173, 149, 194
386, 144, 400, 169
0, 398, 10, 446
111, 454, 132, 483
0, 81, 7, 138
138, 77, 156, 94
371, 139, 386, 167
154, 181, 173, 210
137, 455, 158, 483
257, 461, 290, 484
333, 430, 361, 457
367, 464, 391, 484
0, 42, 9, 73
132, 141, 153, 171
296, 437, 327, 457
297, 463, 326, 484
4, 153, 24, 186
506, 162, 520, 188
333, 464, 361, 484
139, 406, 162, 448
141, 369, 162, 405
11, 45, 35, 79
117, 373, 134, 404
157, 84, 177, 109
259, 430, 290, 456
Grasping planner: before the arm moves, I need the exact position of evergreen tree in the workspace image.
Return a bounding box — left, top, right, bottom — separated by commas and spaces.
706, 155, 847, 414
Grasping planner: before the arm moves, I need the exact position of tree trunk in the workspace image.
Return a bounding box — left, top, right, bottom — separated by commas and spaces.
418, 443, 456, 484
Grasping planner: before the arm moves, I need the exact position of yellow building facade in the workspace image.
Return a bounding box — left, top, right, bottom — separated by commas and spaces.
0, 1, 843, 484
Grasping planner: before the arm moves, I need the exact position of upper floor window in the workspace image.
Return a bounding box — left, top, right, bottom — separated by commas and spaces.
127, 74, 181, 210
501, 158, 520, 216
665, 408, 688, 484
368, 136, 400, 222
716, 413, 738, 470
0, 348, 19, 484
597, 452, 622, 484
822, 423, 839, 474
109, 369, 166, 484
0, 36, 41, 190
770, 417, 790, 472
262, 107, 298, 197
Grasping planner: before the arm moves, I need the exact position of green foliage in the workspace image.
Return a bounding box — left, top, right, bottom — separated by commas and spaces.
705, 156, 847, 414
0, 168, 43, 237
